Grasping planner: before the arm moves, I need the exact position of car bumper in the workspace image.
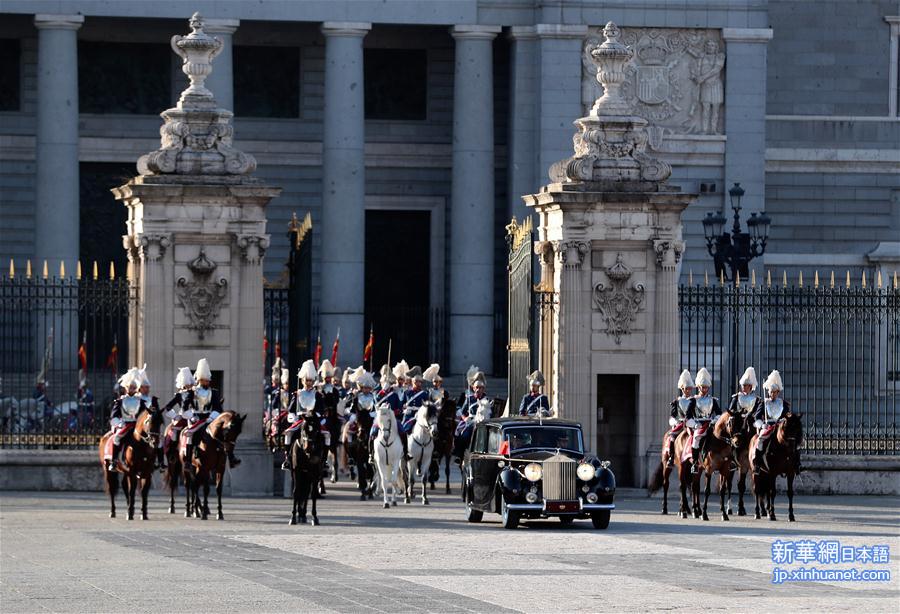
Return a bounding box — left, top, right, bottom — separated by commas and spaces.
505, 502, 616, 512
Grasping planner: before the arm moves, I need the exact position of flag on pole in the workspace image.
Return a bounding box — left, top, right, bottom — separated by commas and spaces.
263, 332, 269, 356
313, 333, 322, 368
274, 330, 282, 359
330, 328, 340, 366
363, 325, 374, 364
77, 331, 88, 371
106, 334, 118, 373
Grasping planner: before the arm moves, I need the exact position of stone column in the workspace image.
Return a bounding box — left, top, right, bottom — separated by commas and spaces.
507, 26, 539, 224
651, 238, 684, 449
320, 22, 370, 362
449, 24, 500, 374
536, 24, 588, 186
203, 18, 239, 112
555, 240, 590, 442
33, 14, 83, 269
722, 28, 773, 215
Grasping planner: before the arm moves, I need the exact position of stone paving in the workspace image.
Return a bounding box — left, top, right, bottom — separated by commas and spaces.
1, 472, 898, 613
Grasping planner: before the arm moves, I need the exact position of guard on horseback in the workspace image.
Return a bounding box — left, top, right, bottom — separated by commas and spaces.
752, 370, 796, 475
105, 367, 145, 472
666, 369, 695, 468
376, 364, 404, 416
458, 371, 488, 419
424, 363, 448, 404
456, 365, 480, 417
518, 370, 551, 417
163, 367, 195, 463
136, 365, 163, 469
729, 367, 763, 417
687, 367, 721, 473
401, 370, 430, 434
453, 372, 490, 459
185, 358, 240, 469
282, 360, 329, 470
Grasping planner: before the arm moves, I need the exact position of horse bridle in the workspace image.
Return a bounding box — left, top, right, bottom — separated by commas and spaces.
140, 411, 161, 446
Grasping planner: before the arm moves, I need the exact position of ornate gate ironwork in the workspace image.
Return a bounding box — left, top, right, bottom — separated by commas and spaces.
679, 273, 900, 455
506, 216, 533, 415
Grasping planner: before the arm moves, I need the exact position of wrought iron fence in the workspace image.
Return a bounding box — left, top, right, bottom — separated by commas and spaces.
679, 275, 900, 455
0, 267, 136, 448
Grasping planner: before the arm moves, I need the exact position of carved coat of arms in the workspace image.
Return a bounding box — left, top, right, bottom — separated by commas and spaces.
593, 254, 645, 345
175, 248, 228, 339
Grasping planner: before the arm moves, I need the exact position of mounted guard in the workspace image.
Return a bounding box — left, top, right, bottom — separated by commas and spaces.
687, 367, 721, 473
282, 360, 328, 470
666, 369, 695, 468
752, 370, 794, 475
105, 367, 145, 472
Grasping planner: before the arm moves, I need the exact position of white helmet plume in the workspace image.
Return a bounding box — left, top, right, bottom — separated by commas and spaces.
695, 367, 712, 388
677, 369, 694, 390
175, 367, 195, 389
739, 367, 758, 391
298, 359, 317, 382
194, 358, 212, 381
763, 370, 783, 393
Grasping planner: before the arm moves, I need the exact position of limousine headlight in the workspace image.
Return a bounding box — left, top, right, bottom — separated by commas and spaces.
576, 462, 597, 481
523, 463, 543, 482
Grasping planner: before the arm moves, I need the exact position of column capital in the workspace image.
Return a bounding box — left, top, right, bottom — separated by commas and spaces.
722, 28, 774, 43
321, 22, 372, 37
34, 14, 84, 30
203, 18, 240, 34
450, 25, 501, 40
508, 26, 538, 41
886, 16, 900, 36
535, 24, 589, 39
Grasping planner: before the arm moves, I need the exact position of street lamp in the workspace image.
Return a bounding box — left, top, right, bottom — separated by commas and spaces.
702, 183, 771, 281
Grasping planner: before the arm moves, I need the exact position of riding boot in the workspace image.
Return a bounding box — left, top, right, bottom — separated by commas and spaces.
228, 451, 241, 468
156, 447, 167, 470
281, 449, 291, 471
107, 443, 120, 472
752, 449, 763, 475
666, 439, 675, 468
690, 447, 700, 473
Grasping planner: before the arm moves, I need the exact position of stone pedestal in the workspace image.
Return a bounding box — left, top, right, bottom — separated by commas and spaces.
113, 14, 280, 496
525, 23, 696, 486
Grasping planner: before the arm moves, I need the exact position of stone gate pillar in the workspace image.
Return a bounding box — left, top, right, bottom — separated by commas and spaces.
113, 14, 280, 496
524, 23, 696, 487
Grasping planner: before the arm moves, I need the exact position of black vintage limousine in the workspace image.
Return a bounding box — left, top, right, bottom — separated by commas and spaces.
461, 417, 616, 529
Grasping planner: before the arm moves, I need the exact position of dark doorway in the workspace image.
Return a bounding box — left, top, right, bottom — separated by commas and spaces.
596, 374, 638, 487
364, 210, 430, 367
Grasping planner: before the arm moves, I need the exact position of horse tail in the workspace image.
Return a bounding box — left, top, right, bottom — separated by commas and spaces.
647, 461, 665, 494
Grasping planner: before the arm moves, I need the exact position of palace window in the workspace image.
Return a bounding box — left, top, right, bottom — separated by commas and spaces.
0, 39, 21, 111
364, 49, 427, 120
233, 45, 300, 118
78, 42, 171, 114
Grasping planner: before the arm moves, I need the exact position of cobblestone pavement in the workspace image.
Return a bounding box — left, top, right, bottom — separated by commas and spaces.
1, 472, 898, 613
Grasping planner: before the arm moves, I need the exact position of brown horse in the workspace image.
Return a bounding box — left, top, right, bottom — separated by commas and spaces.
98, 407, 163, 520
428, 398, 456, 494
726, 410, 755, 517
162, 418, 187, 515
182, 412, 246, 520
692, 412, 739, 521
648, 426, 693, 518
750, 412, 803, 521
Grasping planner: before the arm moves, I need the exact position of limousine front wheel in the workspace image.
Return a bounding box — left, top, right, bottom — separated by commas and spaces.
591, 510, 610, 530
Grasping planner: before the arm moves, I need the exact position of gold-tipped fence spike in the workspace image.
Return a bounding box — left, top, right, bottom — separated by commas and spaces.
861, 270, 867, 288
76, 261, 82, 280
830, 270, 835, 289
846, 270, 851, 288
782, 270, 787, 287
798, 271, 803, 288
26, 260, 32, 279
704, 270, 709, 287
42, 260, 48, 280
8, 259, 14, 279
689, 270, 694, 285
59, 261, 65, 278
92, 261, 99, 280
877, 270, 883, 288
894, 271, 898, 290
766, 270, 772, 287
109, 262, 116, 280
814, 270, 819, 288
719, 269, 725, 286
735, 271, 740, 286
751, 269, 757, 287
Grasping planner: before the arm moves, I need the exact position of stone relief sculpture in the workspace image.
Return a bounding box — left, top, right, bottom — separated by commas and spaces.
582, 26, 725, 137
593, 253, 645, 345
175, 248, 228, 340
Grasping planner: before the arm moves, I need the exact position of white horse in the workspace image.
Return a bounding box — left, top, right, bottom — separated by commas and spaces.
406, 403, 439, 505
373, 403, 404, 509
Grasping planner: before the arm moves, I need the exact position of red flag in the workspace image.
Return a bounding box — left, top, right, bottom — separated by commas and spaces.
363, 325, 374, 362
313, 333, 322, 368
274, 330, 282, 359
330, 328, 340, 366
77, 332, 87, 371
263, 333, 269, 355
105, 335, 118, 373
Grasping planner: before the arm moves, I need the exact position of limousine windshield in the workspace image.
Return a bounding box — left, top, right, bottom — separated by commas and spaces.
503, 426, 584, 454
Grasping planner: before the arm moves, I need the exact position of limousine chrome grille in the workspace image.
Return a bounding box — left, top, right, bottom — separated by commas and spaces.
542, 454, 576, 500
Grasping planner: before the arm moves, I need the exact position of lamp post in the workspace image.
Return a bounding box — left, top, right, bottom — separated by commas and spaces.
702, 183, 771, 281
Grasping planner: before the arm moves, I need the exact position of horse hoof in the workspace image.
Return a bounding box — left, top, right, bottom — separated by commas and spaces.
404, 498, 411, 505
109, 511, 116, 519
680, 512, 688, 519
127, 514, 134, 521
185, 511, 191, 518
383, 503, 390, 509
722, 514, 729, 521
289, 517, 297, 525
168, 506, 175, 514
423, 500, 429, 506
661, 509, 668, 515
430, 483, 435, 491
359, 494, 366, 501
217, 513, 224, 521
330, 477, 337, 484
391, 501, 397, 507
300, 516, 307, 524
445, 488, 451, 495
201, 514, 208, 521
754, 513, 761, 520
312, 517, 320, 526
789, 514, 796, 522
769, 515, 777, 521
702, 513, 709, 521
738, 509, 747, 517
368, 493, 374, 500
142, 513, 148, 521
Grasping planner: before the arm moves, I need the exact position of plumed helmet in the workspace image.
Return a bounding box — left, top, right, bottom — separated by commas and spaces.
392, 360, 410, 379
695, 367, 712, 388
466, 365, 481, 386
298, 359, 317, 382
281, 368, 290, 383
118, 367, 142, 389
380, 364, 396, 385
357, 371, 377, 389
349, 366, 366, 384
333, 366, 342, 383
194, 358, 212, 381
764, 370, 783, 393
677, 369, 694, 390
318, 359, 335, 378
271, 357, 284, 382
528, 370, 545, 387
471, 371, 486, 388
406, 365, 422, 380
137, 363, 151, 388
423, 363, 441, 383
175, 367, 195, 389
341, 368, 353, 388
739, 367, 758, 391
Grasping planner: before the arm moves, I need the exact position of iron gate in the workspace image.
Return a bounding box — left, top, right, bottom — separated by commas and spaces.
506, 216, 533, 414
679, 273, 900, 455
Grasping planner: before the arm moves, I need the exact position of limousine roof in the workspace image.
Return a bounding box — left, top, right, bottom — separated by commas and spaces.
482, 417, 583, 429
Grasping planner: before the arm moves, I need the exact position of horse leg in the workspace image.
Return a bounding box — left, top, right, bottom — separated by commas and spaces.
167, 467, 176, 514
141, 476, 152, 520
738, 469, 747, 516
107, 470, 118, 519
404, 454, 413, 505
719, 472, 729, 522
701, 471, 711, 521
126, 474, 137, 521
300, 473, 310, 524
216, 472, 224, 521
310, 474, 320, 526
678, 465, 689, 519
330, 446, 338, 483
661, 464, 670, 515
787, 471, 796, 522
289, 467, 298, 525
444, 453, 452, 494
200, 477, 209, 520
753, 474, 764, 519
421, 450, 431, 505
768, 481, 777, 521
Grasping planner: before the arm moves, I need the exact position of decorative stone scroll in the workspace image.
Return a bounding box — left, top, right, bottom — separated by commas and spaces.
582, 26, 725, 137
175, 248, 228, 339
593, 253, 645, 344
137, 13, 256, 177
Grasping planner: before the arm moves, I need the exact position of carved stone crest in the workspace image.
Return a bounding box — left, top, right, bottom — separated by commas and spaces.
175, 248, 228, 339
593, 253, 645, 344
